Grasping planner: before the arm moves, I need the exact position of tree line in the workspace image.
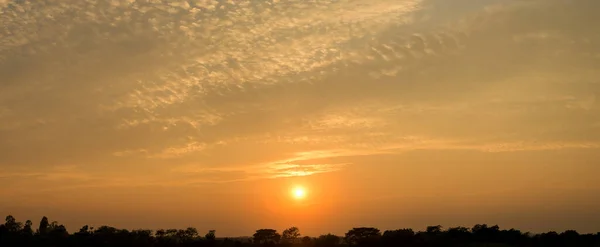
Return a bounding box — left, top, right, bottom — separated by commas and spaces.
1, 215, 599, 247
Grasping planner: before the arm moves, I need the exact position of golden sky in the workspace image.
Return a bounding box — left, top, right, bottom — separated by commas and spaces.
1, 0, 600, 236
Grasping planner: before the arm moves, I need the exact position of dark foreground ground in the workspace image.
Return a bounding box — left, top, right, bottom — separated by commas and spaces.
2, 215, 600, 247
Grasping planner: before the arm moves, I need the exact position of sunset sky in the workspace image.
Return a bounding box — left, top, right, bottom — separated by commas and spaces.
1, 0, 599, 236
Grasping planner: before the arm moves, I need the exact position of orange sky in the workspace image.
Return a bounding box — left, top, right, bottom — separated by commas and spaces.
1, 0, 600, 237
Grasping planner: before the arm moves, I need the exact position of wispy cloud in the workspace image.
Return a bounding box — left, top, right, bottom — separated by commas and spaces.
268, 164, 348, 178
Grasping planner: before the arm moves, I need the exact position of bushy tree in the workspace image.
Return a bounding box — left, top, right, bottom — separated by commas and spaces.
22, 220, 33, 236
282, 227, 301, 244
206, 229, 217, 241
254, 229, 281, 245
345, 227, 381, 246
315, 234, 340, 247
4, 215, 22, 232
382, 229, 415, 246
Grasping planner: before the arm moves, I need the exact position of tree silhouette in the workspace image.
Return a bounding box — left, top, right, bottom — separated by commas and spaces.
22, 220, 33, 236
426, 225, 443, 234
282, 227, 301, 244
38, 216, 49, 235
301, 236, 313, 246
2, 214, 600, 247
254, 229, 281, 245
206, 229, 217, 241
4, 215, 22, 233
382, 228, 415, 246
344, 227, 381, 246
315, 234, 341, 247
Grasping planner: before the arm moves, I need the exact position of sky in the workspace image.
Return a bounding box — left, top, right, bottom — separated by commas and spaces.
1, 0, 600, 237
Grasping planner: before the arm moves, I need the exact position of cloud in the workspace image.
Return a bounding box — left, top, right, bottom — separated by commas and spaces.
1, 0, 600, 191
268, 164, 347, 178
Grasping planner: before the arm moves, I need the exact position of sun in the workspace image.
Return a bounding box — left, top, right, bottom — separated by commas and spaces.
291, 186, 306, 199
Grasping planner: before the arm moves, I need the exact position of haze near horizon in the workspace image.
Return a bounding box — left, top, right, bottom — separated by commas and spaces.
1, 0, 599, 236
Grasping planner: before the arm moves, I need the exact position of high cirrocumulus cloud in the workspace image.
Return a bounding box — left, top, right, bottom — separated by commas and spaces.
0, 0, 599, 191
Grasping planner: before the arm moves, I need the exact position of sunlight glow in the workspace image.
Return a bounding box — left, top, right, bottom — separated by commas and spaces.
292, 187, 306, 199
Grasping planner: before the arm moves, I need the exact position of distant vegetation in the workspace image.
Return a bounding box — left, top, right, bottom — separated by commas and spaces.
1, 215, 599, 247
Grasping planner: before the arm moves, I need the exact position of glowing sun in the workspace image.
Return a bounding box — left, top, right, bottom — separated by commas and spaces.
292, 187, 306, 199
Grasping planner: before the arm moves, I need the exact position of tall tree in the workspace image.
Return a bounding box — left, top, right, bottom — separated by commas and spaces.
38, 216, 49, 235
